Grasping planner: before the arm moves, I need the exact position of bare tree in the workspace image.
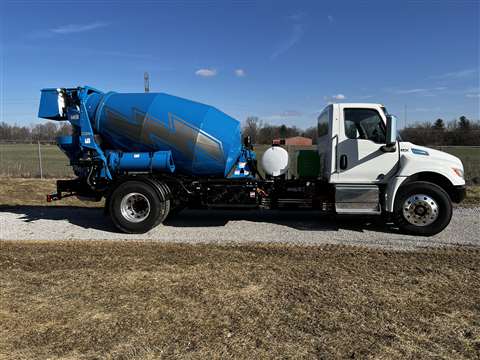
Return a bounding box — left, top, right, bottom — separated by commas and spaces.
242, 116, 262, 144
302, 126, 317, 144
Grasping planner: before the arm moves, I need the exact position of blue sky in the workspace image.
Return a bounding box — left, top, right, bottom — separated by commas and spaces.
1, 0, 479, 129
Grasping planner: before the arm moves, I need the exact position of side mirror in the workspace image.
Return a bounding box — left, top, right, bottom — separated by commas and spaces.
381, 115, 397, 152
385, 115, 397, 147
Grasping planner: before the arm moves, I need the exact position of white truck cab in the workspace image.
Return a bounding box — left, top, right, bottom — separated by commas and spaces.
318, 103, 466, 235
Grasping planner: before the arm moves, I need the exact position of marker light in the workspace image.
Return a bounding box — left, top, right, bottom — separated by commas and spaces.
452, 167, 464, 179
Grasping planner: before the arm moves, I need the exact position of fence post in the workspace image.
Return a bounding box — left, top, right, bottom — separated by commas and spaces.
37, 140, 43, 179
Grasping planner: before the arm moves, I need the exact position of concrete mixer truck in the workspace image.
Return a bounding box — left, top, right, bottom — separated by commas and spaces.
38, 86, 466, 235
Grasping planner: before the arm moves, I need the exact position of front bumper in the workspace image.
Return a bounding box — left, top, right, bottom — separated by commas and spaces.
451, 185, 466, 203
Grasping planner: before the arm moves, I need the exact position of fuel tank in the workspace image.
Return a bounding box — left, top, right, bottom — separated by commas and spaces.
90, 91, 242, 177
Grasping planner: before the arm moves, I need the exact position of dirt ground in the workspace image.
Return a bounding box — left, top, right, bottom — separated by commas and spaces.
1, 241, 479, 359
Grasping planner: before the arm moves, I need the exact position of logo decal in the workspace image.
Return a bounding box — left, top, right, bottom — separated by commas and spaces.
103, 106, 224, 162
411, 148, 429, 156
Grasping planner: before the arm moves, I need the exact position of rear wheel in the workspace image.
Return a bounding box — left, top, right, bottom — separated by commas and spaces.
109, 180, 169, 233
394, 181, 452, 236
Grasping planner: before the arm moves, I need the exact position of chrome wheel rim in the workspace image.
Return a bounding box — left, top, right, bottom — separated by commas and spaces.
120, 193, 151, 223
402, 194, 439, 227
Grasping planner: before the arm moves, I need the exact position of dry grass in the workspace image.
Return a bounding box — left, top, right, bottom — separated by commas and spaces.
1, 241, 479, 359
465, 185, 480, 205
0, 179, 101, 207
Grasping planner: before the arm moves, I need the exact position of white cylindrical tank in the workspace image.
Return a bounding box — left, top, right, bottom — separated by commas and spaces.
261, 146, 289, 177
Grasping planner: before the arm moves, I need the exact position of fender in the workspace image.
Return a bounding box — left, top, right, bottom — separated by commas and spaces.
384, 144, 466, 213
385, 171, 462, 212
398, 152, 464, 186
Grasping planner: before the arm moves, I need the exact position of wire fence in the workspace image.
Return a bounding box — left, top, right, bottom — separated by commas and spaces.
0, 142, 479, 183
0, 141, 73, 178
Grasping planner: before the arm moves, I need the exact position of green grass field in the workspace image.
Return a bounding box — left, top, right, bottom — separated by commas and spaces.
0, 143, 72, 178
1, 143, 479, 182
434, 146, 480, 181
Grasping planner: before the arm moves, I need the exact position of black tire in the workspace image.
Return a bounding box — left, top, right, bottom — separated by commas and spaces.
109, 180, 169, 233
156, 182, 172, 224
164, 203, 185, 221
394, 181, 452, 236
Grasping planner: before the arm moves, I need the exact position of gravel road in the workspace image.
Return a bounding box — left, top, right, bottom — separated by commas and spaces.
1, 206, 479, 250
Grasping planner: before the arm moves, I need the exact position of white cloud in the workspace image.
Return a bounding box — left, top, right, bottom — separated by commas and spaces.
51, 22, 108, 34
280, 110, 302, 116
30, 22, 108, 38
234, 69, 246, 77
195, 68, 217, 77
395, 88, 428, 94
411, 107, 441, 113
356, 95, 375, 100
85, 49, 157, 60
466, 93, 480, 98
324, 94, 346, 103
432, 68, 478, 80
271, 23, 304, 60
464, 86, 480, 93
391, 86, 448, 96
328, 15, 335, 23
288, 11, 306, 21
263, 110, 303, 121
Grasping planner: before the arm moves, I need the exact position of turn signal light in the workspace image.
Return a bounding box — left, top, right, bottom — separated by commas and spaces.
452, 168, 464, 179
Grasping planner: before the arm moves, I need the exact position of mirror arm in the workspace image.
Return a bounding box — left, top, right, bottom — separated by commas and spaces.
380, 143, 397, 152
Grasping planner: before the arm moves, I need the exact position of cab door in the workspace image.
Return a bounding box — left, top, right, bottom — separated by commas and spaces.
333, 105, 399, 184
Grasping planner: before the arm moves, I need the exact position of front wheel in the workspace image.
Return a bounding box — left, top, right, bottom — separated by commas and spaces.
394, 181, 452, 236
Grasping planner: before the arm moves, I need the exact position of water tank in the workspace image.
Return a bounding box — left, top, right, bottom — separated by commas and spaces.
261, 146, 289, 177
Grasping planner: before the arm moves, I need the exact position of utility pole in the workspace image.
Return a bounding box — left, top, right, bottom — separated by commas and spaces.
404, 104, 408, 129
144, 72, 150, 93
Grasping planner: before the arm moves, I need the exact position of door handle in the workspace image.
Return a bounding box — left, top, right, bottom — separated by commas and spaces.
340, 154, 348, 170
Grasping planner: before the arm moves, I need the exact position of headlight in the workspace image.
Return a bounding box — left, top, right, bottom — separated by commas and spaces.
452, 167, 464, 178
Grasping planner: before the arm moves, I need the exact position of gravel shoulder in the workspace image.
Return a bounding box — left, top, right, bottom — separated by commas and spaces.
1, 205, 478, 250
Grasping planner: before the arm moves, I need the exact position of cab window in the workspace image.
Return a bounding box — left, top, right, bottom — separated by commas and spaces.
344, 108, 386, 143
317, 108, 329, 137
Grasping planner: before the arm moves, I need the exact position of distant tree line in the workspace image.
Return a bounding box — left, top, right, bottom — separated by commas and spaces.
0, 121, 71, 142
242, 117, 317, 145
399, 116, 480, 146
1, 115, 479, 146
243, 115, 480, 146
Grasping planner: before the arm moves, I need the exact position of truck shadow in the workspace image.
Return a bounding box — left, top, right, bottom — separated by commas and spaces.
164, 209, 395, 233
1, 205, 115, 232
1, 205, 399, 234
